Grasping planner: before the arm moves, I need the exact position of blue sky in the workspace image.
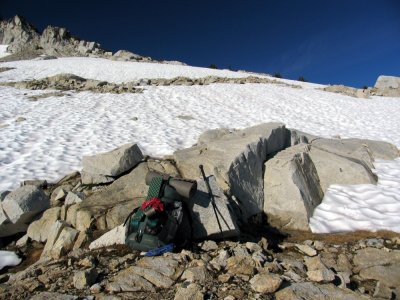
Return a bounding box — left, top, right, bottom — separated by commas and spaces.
1, 0, 399, 87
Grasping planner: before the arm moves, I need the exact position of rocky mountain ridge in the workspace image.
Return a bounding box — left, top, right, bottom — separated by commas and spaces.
0, 15, 184, 65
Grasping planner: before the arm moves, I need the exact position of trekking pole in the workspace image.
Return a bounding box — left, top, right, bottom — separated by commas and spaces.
199, 165, 224, 239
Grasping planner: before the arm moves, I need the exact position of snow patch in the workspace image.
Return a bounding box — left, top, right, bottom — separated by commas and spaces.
310, 158, 400, 233
0, 250, 22, 270
0, 45, 11, 59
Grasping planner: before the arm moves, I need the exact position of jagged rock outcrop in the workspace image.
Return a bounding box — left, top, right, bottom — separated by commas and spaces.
0, 15, 40, 53
174, 123, 292, 221
0, 16, 191, 65
0, 15, 108, 59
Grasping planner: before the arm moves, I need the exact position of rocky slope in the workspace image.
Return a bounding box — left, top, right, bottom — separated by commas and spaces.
0, 123, 399, 299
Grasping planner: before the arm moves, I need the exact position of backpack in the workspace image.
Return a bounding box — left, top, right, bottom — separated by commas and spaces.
124, 172, 196, 252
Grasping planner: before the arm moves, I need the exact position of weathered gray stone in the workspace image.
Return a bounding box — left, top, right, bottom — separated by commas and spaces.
304, 256, 335, 283
250, 273, 282, 293
359, 265, 400, 288
226, 256, 255, 276
112, 49, 143, 60
136, 256, 183, 280
51, 187, 68, 205
75, 210, 92, 232
50, 226, 79, 259
41, 220, 68, 259
264, 137, 398, 230
375, 75, 400, 90
290, 129, 319, 145
175, 123, 291, 220
275, 282, 368, 300
375, 75, 400, 96
81, 171, 114, 185
64, 191, 85, 206
296, 244, 317, 257
264, 144, 323, 230
181, 266, 208, 283
27, 207, 61, 242
373, 281, 397, 299
174, 283, 204, 300
73, 268, 98, 290
105, 267, 155, 292
188, 176, 239, 239
89, 224, 126, 250
0, 16, 40, 53
353, 247, 400, 271
73, 231, 89, 250
128, 266, 174, 288
82, 143, 143, 177
2, 185, 49, 224
201, 240, 218, 251
79, 162, 156, 230
66, 204, 79, 228
311, 138, 398, 173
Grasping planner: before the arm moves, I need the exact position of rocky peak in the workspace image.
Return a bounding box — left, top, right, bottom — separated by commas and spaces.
0, 15, 108, 58
0, 15, 40, 52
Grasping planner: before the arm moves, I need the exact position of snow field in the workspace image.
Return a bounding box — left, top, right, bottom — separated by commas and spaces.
0, 57, 400, 234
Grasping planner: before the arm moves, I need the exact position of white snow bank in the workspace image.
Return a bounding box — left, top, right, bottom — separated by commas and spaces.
310, 158, 400, 233
0, 83, 399, 192
0, 45, 11, 59
0, 57, 248, 83
0, 57, 322, 89
0, 250, 22, 270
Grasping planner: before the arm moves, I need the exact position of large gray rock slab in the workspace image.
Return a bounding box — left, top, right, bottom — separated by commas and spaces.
82, 143, 143, 180
359, 265, 400, 288
353, 247, 400, 271
81, 171, 114, 185
188, 176, 239, 240
309, 146, 376, 193
50, 226, 79, 259
264, 144, 324, 231
80, 161, 178, 230
79, 162, 149, 229
174, 123, 291, 219
375, 75, 400, 96
311, 138, 399, 169
27, 207, 61, 242
41, 220, 68, 260
2, 185, 50, 224
263, 138, 398, 231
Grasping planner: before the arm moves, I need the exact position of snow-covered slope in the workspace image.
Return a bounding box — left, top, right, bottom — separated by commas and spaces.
0, 57, 399, 233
